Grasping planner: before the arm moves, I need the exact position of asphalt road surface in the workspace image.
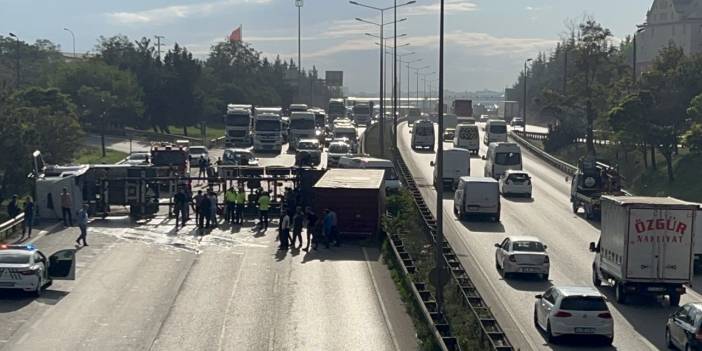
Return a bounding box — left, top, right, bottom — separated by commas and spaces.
2, 125, 416, 351
399, 121, 702, 351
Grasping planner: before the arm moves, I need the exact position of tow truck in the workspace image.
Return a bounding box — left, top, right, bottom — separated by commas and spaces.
570, 156, 625, 219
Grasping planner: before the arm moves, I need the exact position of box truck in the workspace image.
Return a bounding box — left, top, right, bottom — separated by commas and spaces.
589, 196, 697, 306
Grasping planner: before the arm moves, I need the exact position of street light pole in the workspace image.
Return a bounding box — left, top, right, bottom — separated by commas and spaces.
63, 28, 76, 58
296, 0, 304, 98
523, 58, 532, 126
393, 0, 398, 151
633, 25, 646, 84
8, 33, 19, 89
435, 0, 446, 313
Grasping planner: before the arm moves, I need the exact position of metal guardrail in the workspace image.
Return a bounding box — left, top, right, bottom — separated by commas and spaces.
393, 151, 515, 351
0, 213, 24, 243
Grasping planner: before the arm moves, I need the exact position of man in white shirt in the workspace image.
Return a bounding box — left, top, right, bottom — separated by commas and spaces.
278, 209, 291, 250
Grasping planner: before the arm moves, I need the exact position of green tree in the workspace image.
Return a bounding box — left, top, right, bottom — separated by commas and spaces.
163, 44, 203, 136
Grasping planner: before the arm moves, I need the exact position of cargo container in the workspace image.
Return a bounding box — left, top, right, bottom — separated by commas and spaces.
312, 169, 385, 237
589, 196, 697, 306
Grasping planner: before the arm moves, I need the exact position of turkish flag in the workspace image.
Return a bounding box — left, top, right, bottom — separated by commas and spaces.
229, 26, 242, 42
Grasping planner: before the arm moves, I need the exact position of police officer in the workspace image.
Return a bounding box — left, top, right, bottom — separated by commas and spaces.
258, 191, 271, 229
225, 187, 237, 224
234, 186, 246, 224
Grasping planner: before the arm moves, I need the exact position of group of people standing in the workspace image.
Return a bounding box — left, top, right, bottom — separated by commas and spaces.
278, 207, 339, 252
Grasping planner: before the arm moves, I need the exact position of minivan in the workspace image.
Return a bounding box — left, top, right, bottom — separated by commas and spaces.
338, 156, 401, 191
453, 177, 500, 222
454, 123, 480, 155
483, 120, 508, 145
484, 142, 522, 179
411, 120, 435, 151
431, 148, 471, 190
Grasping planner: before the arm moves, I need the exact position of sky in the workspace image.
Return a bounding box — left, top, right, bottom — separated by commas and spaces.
0, 0, 652, 94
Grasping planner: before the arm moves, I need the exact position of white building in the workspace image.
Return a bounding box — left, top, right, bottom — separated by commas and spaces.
636, 0, 702, 72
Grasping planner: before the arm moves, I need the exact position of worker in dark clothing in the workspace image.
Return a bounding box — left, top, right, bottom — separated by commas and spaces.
279, 208, 291, 250
303, 207, 318, 251
192, 190, 204, 224
7, 194, 20, 220
197, 156, 207, 181
198, 194, 211, 230
291, 206, 304, 249
173, 188, 188, 229
22, 196, 34, 237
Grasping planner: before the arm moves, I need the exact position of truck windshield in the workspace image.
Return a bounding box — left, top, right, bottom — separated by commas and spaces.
226, 113, 250, 127
415, 125, 434, 137
290, 119, 315, 129
152, 152, 186, 166
490, 124, 507, 134
495, 152, 521, 166
329, 144, 349, 153
255, 120, 281, 131
512, 241, 544, 252
329, 103, 346, 115
354, 106, 370, 115
560, 297, 608, 311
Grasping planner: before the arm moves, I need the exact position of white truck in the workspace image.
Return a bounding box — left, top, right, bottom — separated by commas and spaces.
288, 112, 316, 150
224, 104, 253, 147
353, 102, 372, 125
253, 107, 283, 153
431, 148, 471, 190
453, 177, 500, 222
589, 196, 698, 306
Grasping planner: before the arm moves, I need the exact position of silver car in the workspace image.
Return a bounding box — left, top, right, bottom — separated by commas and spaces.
495, 235, 549, 280
222, 148, 259, 166
327, 141, 352, 167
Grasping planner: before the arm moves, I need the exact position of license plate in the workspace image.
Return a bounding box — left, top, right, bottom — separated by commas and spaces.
575, 328, 595, 334
521, 268, 538, 273
647, 287, 666, 292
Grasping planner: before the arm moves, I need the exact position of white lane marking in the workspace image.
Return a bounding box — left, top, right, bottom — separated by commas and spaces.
362, 247, 401, 351
217, 250, 247, 351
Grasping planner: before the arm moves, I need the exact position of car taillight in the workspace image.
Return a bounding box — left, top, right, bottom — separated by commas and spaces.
543, 256, 550, 263
598, 312, 612, 319
554, 311, 572, 318
508, 255, 516, 262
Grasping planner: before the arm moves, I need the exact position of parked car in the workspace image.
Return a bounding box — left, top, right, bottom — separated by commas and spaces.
222, 148, 259, 166
121, 152, 151, 165
443, 128, 455, 142
534, 286, 614, 345
188, 145, 209, 162
499, 170, 532, 197
666, 303, 702, 351
295, 138, 322, 166
495, 236, 549, 279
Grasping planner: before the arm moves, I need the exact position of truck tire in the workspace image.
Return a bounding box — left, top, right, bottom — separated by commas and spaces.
615, 282, 627, 304
592, 266, 602, 287
670, 293, 681, 307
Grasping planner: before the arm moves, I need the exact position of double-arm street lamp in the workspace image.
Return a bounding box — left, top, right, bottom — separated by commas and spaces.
8, 33, 19, 89
435, 0, 446, 313
420, 71, 435, 113
401, 58, 422, 112
523, 58, 533, 127
351, 0, 415, 156
410, 65, 430, 110
63, 28, 76, 58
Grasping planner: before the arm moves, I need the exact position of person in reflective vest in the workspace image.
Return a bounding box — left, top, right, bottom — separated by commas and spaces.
234, 187, 246, 224
225, 187, 237, 224
258, 191, 271, 229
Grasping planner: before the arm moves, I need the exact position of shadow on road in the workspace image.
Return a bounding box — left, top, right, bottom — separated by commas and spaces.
502, 195, 534, 203
459, 219, 505, 233
503, 275, 553, 292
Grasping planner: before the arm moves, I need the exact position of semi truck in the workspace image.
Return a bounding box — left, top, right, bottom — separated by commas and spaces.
352, 101, 372, 125
570, 157, 625, 219
328, 99, 346, 123
288, 111, 316, 150
498, 101, 519, 121
224, 104, 253, 147
253, 107, 283, 153
451, 99, 473, 118
589, 196, 698, 306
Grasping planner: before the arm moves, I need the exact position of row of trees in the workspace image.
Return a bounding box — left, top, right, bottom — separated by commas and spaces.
0, 34, 331, 197
508, 18, 702, 181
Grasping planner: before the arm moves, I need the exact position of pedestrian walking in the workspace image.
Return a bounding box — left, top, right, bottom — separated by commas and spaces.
75, 205, 89, 246
198, 194, 211, 230
234, 186, 246, 224
291, 206, 304, 249
60, 188, 73, 226
192, 190, 204, 224
225, 187, 237, 224
208, 191, 218, 226
22, 196, 34, 237
278, 209, 291, 250
303, 207, 318, 251
173, 188, 188, 228
257, 191, 271, 229
197, 156, 207, 180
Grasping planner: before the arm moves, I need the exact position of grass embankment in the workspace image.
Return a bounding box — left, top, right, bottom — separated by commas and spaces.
73, 146, 128, 165
366, 125, 486, 350
547, 143, 702, 202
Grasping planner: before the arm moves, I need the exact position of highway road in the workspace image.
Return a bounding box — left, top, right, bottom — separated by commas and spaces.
398, 121, 702, 351
1, 125, 415, 351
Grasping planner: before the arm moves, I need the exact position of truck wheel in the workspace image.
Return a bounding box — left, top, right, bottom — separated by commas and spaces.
670, 293, 681, 307
615, 282, 627, 304
592, 266, 602, 287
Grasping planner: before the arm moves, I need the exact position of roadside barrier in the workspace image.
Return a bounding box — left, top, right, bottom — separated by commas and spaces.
0, 213, 24, 243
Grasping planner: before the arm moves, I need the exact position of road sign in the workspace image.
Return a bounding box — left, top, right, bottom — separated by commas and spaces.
325, 71, 343, 87
295, 0, 304, 7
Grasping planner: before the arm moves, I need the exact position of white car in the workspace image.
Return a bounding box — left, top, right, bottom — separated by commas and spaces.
121, 152, 150, 165
222, 148, 259, 166
499, 170, 532, 197
495, 236, 549, 280
327, 141, 352, 168
189, 146, 209, 162
534, 286, 614, 345
0, 244, 76, 296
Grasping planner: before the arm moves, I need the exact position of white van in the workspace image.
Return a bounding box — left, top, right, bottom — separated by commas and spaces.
454, 124, 479, 155
411, 120, 435, 151
484, 142, 522, 179
453, 177, 500, 222
431, 148, 470, 190
483, 120, 508, 145
338, 156, 401, 191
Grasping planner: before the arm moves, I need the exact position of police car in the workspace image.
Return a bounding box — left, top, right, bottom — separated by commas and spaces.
0, 244, 76, 297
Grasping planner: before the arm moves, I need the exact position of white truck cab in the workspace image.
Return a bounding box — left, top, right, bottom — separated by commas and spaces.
432, 148, 471, 190
289, 111, 316, 150
484, 119, 508, 145
224, 104, 253, 147
253, 107, 283, 153
454, 123, 479, 155
453, 177, 500, 222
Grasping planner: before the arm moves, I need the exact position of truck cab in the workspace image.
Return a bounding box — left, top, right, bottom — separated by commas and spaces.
224, 104, 253, 147
570, 157, 623, 219
289, 112, 317, 150
432, 148, 471, 190
352, 102, 372, 125
253, 107, 283, 153
328, 99, 346, 124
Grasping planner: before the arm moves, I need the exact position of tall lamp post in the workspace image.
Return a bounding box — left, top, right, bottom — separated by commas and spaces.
420, 71, 435, 113
8, 33, 19, 89
351, 0, 414, 157
295, 0, 304, 97
403, 58, 422, 111
412, 65, 430, 110
435, 0, 446, 313
63, 27, 76, 58
633, 24, 647, 83
522, 58, 533, 127
394, 51, 415, 130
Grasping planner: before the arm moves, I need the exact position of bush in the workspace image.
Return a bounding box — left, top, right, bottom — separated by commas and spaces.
683, 123, 702, 153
